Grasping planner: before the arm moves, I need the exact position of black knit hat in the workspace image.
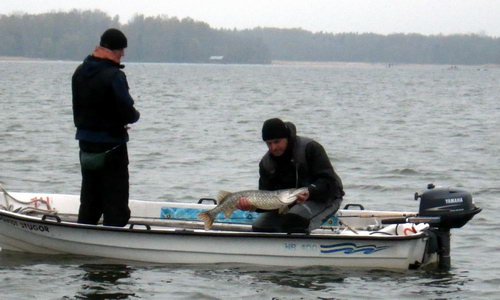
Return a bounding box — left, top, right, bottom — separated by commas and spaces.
262, 118, 290, 141
100, 28, 128, 50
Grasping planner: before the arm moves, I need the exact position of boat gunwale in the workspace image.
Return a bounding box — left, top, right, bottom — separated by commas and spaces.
0, 209, 428, 241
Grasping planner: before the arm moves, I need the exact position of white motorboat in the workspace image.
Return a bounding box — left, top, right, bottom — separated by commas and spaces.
0, 184, 481, 270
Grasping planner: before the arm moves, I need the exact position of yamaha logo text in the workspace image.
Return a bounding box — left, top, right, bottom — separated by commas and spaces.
445, 198, 463, 204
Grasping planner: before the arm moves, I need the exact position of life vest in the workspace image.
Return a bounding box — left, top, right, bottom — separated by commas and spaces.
260, 135, 314, 188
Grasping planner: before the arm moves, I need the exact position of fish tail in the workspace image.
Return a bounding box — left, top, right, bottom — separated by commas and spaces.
198, 212, 214, 230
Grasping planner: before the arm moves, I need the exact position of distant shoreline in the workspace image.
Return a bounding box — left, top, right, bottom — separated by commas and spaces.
271, 60, 389, 68
0, 56, 43, 61
271, 60, 500, 69
0, 56, 498, 68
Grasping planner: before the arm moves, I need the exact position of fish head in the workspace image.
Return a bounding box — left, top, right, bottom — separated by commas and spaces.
277, 188, 308, 204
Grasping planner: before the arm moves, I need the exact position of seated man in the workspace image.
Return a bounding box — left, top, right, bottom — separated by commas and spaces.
238, 118, 344, 233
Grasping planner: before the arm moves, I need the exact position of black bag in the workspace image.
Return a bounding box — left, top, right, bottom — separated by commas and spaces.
80, 144, 121, 170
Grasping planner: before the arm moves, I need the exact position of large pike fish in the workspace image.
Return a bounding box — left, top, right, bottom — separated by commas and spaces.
198, 187, 308, 230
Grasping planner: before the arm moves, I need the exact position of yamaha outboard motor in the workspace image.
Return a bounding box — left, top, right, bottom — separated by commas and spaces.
415, 184, 482, 270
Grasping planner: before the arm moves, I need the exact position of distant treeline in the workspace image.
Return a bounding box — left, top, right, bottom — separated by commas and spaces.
1, 10, 500, 65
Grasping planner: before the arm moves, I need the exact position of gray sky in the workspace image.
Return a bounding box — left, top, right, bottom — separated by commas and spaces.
1, 0, 500, 37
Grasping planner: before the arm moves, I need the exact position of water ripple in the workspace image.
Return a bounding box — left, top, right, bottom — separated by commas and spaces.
1, 61, 498, 299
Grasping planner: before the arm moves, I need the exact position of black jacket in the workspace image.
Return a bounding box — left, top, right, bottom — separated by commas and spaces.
259, 123, 344, 202
72, 55, 140, 144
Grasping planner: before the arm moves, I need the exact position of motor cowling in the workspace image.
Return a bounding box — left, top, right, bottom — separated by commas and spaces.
415, 184, 481, 229
411, 184, 482, 270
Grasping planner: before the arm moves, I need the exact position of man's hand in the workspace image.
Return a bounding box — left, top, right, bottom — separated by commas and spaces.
296, 190, 310, 204
236, 197, 253, 211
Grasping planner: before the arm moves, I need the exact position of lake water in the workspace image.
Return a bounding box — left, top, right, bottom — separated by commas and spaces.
0, 60, 498, 299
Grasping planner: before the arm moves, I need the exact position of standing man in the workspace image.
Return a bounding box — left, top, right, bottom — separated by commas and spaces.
238, 118, 344, 233
72, 28, 140, 227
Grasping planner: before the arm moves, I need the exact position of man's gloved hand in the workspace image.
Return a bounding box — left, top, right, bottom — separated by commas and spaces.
236, 197, 254, 211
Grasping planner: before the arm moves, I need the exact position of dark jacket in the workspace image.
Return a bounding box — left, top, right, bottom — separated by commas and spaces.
72, 55, 140, 144
259, 123, 344, 202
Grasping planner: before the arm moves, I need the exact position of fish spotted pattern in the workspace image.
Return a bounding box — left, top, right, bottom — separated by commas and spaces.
198, 188, 308, 230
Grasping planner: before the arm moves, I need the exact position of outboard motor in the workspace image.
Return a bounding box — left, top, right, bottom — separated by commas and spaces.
415, 183, 482, 270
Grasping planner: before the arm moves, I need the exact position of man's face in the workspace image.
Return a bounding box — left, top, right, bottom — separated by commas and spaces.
265, 138, 288, 157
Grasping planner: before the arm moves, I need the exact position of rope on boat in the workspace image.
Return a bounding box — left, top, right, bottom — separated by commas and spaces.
0, 183, 56, 214
0, 183, 32, 205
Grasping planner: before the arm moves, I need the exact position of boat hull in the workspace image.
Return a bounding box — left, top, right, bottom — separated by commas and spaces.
0, 210, 431, 269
